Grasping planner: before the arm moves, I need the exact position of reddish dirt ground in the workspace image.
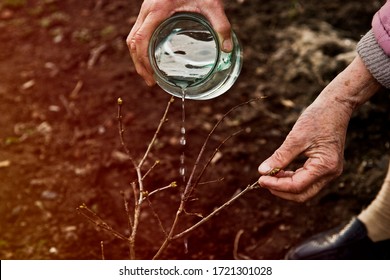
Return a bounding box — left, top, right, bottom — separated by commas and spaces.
1, 0, 389, 259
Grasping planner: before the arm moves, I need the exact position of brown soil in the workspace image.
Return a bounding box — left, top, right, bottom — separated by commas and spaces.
1, 0, 389, 260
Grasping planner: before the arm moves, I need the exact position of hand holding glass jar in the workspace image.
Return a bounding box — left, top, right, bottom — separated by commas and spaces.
127, 0, 235, 89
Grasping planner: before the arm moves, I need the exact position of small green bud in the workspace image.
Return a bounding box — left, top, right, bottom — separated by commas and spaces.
142, 191, 149, 197
267, 167, 281, 176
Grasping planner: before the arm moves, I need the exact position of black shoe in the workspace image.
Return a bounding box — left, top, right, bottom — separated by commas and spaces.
285, 217, 390, 260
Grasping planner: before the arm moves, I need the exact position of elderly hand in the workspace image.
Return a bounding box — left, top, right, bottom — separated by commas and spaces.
258, 56, 381, 202
127, 0, 232, 86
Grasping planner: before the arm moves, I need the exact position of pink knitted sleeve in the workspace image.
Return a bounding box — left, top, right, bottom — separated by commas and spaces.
372, 0, 390, 55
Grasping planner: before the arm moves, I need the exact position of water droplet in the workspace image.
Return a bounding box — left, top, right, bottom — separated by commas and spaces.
179, 88, 187, 183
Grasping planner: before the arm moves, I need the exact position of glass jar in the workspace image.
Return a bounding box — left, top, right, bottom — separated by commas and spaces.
148, 12, 243, 100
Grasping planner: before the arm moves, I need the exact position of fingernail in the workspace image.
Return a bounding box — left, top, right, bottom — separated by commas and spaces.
258, 163, 271, 174
222, 39, 233, 52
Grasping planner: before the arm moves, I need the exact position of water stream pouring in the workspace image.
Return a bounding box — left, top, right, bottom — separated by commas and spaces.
148, 13, 243, 182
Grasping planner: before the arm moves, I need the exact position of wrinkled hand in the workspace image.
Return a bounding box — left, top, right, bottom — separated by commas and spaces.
258, 99, 349, 202
127, 0, 233, 86
258, 56, 381, 202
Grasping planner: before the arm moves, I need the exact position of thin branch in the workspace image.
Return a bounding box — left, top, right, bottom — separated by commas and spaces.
153, 181, 259, 260
88, 44, 107, 69
172, 182, 259, 240
139, 97, 174, 168
77, 204, 128, 241
117, 97, 137, 169
126, 97, 175, 259
186, 128, 244, 200
152, 203, 183, 259
100, 241, 105, 260
146, 196, 168, 237
131, 182, 137, 209
198, 178, 225, 185
129, 174, 143, 260
233, 229, 244, 260
142, 160, 160, 181
143, 182, 177, 200
183, 208, 203, 218
82, 96, 265, 260
183, 98, 261, 202
153, 99, 262, 260
121, 191, 133, 234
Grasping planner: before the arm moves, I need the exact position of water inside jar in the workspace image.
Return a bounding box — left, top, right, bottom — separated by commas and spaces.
154, 27, 218, 87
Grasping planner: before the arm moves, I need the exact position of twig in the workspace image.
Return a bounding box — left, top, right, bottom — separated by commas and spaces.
88, 44, 107, 69
233, 229, 244, 260
70, 80, 83, 99
146, 196, 168, 237
117, 97, 137, 168
187, 128, 244, 200
59, 94, 73, 116
129, 180, 141, 260
82, 96, 265, 260
121, 191, 133, 234
143, 182, 177, 200
76, 204, 128, 241
101, 241, 105, 260
172, 182, 259, 240
119, 97, 174, 259
183, 98, 261, 202
131, 182, 137, 208
138, 97, 174, 169
152, 182, 259, 260
142, 160, 160, 180
183, 208, 203, 218
198, 178, 225, 185
153, 99, 262, 260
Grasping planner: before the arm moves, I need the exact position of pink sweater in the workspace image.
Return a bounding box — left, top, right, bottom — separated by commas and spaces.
357, 0, 390, 88
372, 0, 390, 55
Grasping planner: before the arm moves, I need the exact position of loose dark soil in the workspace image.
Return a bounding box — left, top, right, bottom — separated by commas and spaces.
1, 0, 389, 260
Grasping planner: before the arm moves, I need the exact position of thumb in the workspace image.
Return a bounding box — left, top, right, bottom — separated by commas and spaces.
258, 140, 303, 175
204, 12, 233, 52
217, 32, 233, 53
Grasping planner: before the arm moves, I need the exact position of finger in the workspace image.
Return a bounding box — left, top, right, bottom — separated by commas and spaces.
258, 167, 317, 194
266, 185, 322, 203
127, 33, 155, 86
209, 17, 232, 52
202, 3, 233, 52
259, 157, 338, 196
258, 134, 305, 175
128, 18, 161, 86
127, 3, 146, 55
127, 17, 155, 85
